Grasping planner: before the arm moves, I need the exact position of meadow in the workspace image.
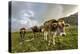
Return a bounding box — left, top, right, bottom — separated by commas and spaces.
11, 25, 78, 53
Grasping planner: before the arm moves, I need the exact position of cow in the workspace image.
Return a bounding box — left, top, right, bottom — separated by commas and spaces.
31, 26, 41, 38
20, 28, 26, 42
42, 19, 66, 45
41, 19, 57, 45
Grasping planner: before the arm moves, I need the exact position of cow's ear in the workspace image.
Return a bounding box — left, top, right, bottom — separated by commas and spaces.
64, 24, 67, 27
64, 24, 70, 27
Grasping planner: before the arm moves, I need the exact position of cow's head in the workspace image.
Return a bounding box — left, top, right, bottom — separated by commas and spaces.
20, 28, 26, 31
20, 28, 26, 34
31, 26, 38, 32
57, 20, 66, 36
51, 21, 58, 28
51, 21, 58, 31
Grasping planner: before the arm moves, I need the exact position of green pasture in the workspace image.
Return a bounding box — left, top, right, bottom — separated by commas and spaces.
11, 25, 78, 53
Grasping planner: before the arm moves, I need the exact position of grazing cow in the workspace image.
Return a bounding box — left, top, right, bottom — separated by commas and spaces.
31, 26, 42, 32
20, 28, 26, 41
31, 26, 41, 38
42, 19, 66, 45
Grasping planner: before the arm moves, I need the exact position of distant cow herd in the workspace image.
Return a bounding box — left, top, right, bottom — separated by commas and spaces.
20, 19, 70, 45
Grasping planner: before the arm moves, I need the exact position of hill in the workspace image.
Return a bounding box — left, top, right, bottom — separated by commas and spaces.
64, 13, 78, 25
44, 13, 78, 25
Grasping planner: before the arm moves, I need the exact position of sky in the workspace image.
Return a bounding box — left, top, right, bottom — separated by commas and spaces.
11, 1, 78, 32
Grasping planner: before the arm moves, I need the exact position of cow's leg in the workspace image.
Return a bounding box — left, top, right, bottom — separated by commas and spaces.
20, 33, 23, 45
20, 33, 24, 45
20, 32, 22, 40
48, 40, 51, 46
44, 31, 48, 41
32, 32, 35, 39
52, 32, 57, 45
22, 33, 25, 41
52, 35, 56, 45
20, 33, 23, 41
48, 31, 52, 46
22, 34, 24, 41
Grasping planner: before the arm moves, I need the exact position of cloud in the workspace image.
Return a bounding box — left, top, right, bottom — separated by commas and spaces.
28, 10, 34, 17
11, 2, 78, 32
20, 18, 38, 27
19, 9, 38, 27
19, 10, 34, 18
11, 17, 38, 32
43, 4, 64, 21
12, 10, 38, 30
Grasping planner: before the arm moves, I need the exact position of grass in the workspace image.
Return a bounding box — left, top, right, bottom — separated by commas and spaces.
11, 25, 78, 53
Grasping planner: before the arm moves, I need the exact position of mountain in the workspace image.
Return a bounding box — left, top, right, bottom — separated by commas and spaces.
44, 13, 78, 25
64, 13, 78, 25
57, 13, 78, 25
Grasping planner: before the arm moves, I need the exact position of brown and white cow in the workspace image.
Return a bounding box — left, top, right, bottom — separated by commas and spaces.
42, 19, 66, 45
